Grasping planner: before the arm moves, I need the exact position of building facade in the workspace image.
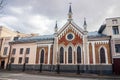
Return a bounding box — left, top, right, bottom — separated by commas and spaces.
99, 17, 120, 74
0, 26, 38, 69
6, 5, 113, 74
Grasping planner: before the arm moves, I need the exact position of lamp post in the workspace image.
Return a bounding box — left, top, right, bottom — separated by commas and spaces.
22, 62, 26, 72
22, 49, 27, 72
8, 62, 11, 71
39, 63, 42, 72
99, 63, 102, 75
56, 52, 60, 74
77, 64, 80, 74
7, 42, 12, 71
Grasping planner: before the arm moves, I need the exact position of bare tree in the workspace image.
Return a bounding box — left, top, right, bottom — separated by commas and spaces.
0, 0, 6, 10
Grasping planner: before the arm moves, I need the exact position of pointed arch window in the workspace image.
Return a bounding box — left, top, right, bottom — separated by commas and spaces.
100, 47, 106, 63
60, 47, 64, 63
77, 46, 81, 63
68, 46, 72, 63
40, 49, 44, 63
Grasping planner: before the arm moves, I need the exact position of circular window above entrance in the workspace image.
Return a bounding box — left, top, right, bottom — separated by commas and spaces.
66, 33, 75, 41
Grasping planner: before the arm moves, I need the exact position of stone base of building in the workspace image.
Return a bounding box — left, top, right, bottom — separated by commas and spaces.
9, 64, 112, 75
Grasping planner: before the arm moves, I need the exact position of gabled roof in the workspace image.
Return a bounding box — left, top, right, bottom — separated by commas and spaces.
12, 35, 54, 43
57, 21, 84, 36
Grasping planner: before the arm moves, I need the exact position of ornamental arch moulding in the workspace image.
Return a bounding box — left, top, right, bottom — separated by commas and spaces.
98, 46, 108, 64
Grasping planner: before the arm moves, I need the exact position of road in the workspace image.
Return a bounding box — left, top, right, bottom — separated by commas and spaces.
0, 72, 116, 80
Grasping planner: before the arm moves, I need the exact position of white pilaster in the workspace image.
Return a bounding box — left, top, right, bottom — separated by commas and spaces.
91, 42, 96, 64
87, 42, 90, 64
53, 36, 58, 64
82, 36, 85, 64
47, 44, 51, 64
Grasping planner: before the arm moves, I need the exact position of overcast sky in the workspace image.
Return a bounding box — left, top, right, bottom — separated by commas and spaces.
0, 0, 120, 35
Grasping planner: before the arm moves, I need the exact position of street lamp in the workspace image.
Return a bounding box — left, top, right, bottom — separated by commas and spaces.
22, 62, 26, 72
56, 52, 60, 74
39, 63, 42, 72
77, 64, 80, 74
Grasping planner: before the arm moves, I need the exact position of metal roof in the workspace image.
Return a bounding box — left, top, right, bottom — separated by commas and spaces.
88, 31, 107, 37
13, 34, 54, 43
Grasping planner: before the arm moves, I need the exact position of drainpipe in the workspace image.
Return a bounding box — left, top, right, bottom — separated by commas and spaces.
109, 36, 113, 74
0, 38, 3, 69
7, 42, 12, 70
109, 36, 112, 63
23, 47, 27, 72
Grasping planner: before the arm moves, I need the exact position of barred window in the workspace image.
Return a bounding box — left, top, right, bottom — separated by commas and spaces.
3, 47, 8, 55
18, 57, 22, 64
100, 47, 106, 63
25, 57, 29, 63
77, 46, 81, 63
11, 57, 15, 63
12, 48, 16, 55
40, 49, 44, 63
60, 47, 64, 63
68, 46, 72, 63
20, 48, 23, 54
26, 48, 30, 54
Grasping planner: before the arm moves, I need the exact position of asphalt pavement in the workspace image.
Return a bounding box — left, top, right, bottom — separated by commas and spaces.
0, 71, 120, 80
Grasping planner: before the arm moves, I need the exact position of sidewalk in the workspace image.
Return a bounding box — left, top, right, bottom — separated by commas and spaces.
1, 70, 120, 79
25, 71, 120, 79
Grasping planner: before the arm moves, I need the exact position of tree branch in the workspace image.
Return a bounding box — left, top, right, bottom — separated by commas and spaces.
0, 0, 6, 10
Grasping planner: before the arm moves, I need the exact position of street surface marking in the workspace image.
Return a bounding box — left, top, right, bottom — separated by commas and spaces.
0, 78, 18, 80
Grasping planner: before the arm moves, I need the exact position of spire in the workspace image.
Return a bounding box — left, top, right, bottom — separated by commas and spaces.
69, 3, 72, 13
55, 21, 57, 28
83, 17, 87, 31
54, 21, 58, 33
68, 3, 73, 21
84, 18, 87, 26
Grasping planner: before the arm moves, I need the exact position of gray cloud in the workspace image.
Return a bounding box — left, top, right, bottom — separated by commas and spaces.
0, 0, 120, 35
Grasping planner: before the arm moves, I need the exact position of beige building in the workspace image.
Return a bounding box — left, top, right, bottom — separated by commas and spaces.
98, 17, 120, 74
0, 26, 38, 69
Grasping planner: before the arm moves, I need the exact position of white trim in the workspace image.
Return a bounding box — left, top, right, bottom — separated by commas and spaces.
98, 46, 108, 64
83, 36, 86, 64
66, 32, 75, 41
89, 40, 109, 44
91, 42, 96, 64
47, 44, 51, 64
75, 44, 83, 64
58, 44, 66, 64
37, 43, 52, 47
58, 23, 83, 40
87, 42, 90, 64
66, 43, 74, 64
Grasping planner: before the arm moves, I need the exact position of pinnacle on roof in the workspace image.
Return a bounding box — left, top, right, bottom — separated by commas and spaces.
68, 3, 73, 21
83, 17, 87, 32
84, 17, 87, 26
55, 21, 58, 28
69, 3, 72, 13
54, 21, 58, 33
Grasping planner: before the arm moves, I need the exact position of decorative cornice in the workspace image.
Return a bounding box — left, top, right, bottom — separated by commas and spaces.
88, 40, 109, 44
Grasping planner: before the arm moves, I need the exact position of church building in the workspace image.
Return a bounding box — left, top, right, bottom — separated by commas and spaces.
7, 4, 112, 74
